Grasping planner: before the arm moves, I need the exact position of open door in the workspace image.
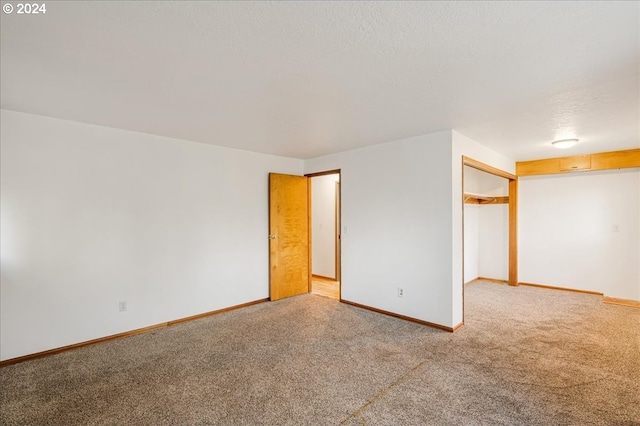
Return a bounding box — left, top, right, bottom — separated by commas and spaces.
269, 173, 310, 301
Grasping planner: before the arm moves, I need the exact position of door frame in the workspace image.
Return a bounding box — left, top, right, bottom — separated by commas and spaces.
462, 156, 518, 286
306, 169, 342, 299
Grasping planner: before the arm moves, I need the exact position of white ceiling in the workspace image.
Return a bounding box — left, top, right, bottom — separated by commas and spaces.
1, 1, 638, 161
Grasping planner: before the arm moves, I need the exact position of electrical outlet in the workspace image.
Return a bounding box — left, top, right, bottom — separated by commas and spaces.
612, 224, 620, 233
398, 287, 404, 298
119, 301, 127, 312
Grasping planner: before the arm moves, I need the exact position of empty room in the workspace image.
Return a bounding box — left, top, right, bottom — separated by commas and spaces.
1, 1, 639, 425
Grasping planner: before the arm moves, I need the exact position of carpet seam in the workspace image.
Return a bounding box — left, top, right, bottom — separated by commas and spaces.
339, 356, 433, 425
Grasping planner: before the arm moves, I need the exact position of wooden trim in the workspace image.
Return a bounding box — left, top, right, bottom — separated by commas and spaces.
463, 193, 508, 204
461, 161, 466, 324
0, 323, 167, 368
335, 181, 341, 283
312, 274, 337, 282
508, 179, 518, 286
340, 299, 455, 332
516, 148, 640, 177
452, 322, 465, 332
464, 196, 480, 204
465, 277, 509, 285
603, 297, 640, 308
305, 169, 341, 178
307, 177, 312, 293
167, 298, 269, 326
478, 277, 509, 284
0, 298, 269, 367
484, 196, 508, 204
519, 282, 602, 295
463, 156, 517, 180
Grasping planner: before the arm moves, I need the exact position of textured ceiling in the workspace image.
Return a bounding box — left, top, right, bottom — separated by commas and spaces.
1, 1, 638, 160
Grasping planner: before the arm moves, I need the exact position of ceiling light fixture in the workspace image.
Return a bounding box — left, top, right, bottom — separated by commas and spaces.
551, 138, 578, 149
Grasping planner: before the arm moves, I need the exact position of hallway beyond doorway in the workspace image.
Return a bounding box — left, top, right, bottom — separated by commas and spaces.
311, 276, 340, 300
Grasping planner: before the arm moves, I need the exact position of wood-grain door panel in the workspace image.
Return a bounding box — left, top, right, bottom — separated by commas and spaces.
269, 173, 310, 301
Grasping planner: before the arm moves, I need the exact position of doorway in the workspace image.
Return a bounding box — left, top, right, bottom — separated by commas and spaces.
461, 157, 517, 322
308, 171, 341, 300
268, 170, 342, 301
462, 157, 517, 285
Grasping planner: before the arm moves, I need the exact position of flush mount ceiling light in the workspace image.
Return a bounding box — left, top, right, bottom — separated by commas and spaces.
551, 138, 579, 149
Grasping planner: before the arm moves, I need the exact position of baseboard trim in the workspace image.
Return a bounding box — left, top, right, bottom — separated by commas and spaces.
518, 282, 603, 296
478, 277, 509, 284
0, 298, 269, 367
167, 298, 268, 326
603, 296, 640, 308
340, 299, 455, 332
485, 280, 636, 306
0, 323, 168, 367
312, 274, 337, 282
465, 277, 510, 285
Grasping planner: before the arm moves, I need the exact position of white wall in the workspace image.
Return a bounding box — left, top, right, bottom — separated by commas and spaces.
478, 204, 509, 280
305, 132, 455, 327
0, 109, 303, 361
311, 174, 338, 278
463, 204, 480, 283
519, 169, 640, 300
305, 130, 514, 329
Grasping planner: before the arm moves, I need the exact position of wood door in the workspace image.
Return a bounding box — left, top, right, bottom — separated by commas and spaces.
269, 173, 310, 301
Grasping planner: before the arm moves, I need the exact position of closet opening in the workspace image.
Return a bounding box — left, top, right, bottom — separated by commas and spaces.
462, 157, 517, 321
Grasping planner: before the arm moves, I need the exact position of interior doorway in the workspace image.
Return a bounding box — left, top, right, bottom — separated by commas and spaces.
268, 170, 342, 302
307, 171, 341, 300
461, 157, 517, 323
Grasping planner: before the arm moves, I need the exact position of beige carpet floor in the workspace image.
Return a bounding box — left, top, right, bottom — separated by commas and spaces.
1, 281, 639, 425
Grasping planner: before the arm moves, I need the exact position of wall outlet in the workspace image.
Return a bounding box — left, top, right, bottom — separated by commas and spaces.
119, 301, 127, 312
612, 224, 620, 233
398, 287, 404, 298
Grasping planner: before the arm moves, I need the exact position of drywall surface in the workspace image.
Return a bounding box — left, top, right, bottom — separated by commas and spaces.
311, 174, 338, 278
305, 130, 514, 328
463, 204, 480, 283
519, 169, 640, 300
305, 132, 455, 327
0, 109, 303, 361
478, 204, 509, 280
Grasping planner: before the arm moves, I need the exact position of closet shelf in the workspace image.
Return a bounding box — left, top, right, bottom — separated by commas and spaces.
464, 192, 509, 205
